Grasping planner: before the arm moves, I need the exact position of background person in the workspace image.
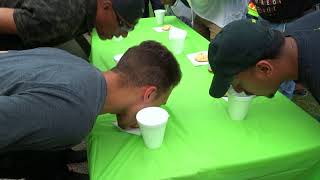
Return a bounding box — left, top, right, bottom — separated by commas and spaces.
162, 0, 249, 40
143, 0, 165, 18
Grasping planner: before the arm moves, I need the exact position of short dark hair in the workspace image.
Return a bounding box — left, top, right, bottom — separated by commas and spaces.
260, 31, 285, 60
112, 41, 182, 94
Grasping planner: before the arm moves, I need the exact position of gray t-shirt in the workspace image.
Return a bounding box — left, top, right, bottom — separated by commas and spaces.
0, 48, 106, 153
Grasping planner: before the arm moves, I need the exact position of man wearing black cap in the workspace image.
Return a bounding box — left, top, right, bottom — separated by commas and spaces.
208, 11, 320, 105
0, 0, 144, 50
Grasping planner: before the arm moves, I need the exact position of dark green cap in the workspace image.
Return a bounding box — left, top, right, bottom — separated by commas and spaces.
208, 19, 284, 98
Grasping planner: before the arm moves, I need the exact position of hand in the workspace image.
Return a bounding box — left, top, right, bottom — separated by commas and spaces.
161, 0, 176, 5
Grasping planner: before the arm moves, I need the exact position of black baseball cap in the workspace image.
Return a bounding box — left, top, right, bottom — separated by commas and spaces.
112, 0, 145, 25
208, 19, 284, 98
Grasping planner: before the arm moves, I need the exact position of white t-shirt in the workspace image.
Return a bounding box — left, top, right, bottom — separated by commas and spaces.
187, 0, 249, 27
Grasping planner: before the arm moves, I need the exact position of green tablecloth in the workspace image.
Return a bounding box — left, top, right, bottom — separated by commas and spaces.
88, 17, 320, 180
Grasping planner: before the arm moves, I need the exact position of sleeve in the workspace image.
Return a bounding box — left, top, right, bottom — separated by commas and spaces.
12, 0, 87, 47
0, 86, 93, 152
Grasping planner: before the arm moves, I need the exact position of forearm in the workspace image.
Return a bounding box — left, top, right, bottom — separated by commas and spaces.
0, 8, 17, 34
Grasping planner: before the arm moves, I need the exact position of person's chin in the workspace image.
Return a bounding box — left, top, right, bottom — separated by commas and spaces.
257, 92, 276, 98
98, 36, 107, 40
267, 94, 275, 99
98, 33, 112, 40
266, 91, 277, 98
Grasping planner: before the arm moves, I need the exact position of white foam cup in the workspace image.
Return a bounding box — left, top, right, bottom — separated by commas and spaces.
136, 107, 169, 149
169, 28, 187, 54
154, 9, 166, 25
227, 87, 255, 120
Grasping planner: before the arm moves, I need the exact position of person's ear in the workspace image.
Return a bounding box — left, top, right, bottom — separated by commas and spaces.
143, 86, 158, 103
255, 60, 274, 79
102, 0, 112, 9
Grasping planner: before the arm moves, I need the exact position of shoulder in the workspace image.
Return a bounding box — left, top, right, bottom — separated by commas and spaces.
8, 48, 87, 63
13, 0, 88, 21
288, 11, 320, 31
19, 47, 75, 56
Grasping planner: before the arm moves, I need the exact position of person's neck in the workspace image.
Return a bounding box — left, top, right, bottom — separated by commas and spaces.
281, 37, 299, 81
100, 71, 119, 114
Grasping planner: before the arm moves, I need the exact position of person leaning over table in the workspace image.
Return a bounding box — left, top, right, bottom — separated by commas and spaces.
250, 0, 318, 99
0, 0, 144, 50
0, 41, 182, 180
0, 0, 145, 168
208, 11, 320, 106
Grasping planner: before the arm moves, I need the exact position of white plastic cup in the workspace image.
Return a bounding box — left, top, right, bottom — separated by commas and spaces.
169, 28, 187, 54
136, 107, 169, 149
154, 9, 166, 25
227, 88, 255, 120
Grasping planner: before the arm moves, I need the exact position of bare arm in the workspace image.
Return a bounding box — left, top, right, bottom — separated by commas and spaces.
0, 8, 17, 34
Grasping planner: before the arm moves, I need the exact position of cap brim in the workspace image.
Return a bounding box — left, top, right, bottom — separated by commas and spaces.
209, 75, 231, 98
112, 0, 144, 25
